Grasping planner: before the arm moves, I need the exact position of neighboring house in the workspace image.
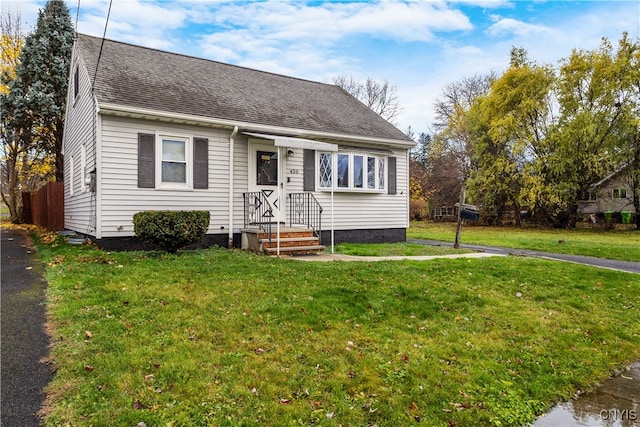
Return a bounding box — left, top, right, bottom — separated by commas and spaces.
578, 163, 636, 219
62, 34, 414, 250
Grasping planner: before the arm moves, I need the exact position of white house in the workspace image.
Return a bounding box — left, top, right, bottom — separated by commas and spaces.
62, 34, 415, 251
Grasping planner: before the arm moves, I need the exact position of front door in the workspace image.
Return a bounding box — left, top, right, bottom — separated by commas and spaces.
249, 141, 285, 223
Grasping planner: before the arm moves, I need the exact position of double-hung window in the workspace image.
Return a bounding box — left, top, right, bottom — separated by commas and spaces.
157, 134, 192, 189
613, 188, 627, 199
318, 151, 386, 192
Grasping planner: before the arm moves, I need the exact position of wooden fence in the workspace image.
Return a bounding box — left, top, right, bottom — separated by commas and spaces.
22, 182, 64, 231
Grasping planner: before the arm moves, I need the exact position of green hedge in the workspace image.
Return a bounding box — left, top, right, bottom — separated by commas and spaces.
133, 210, 210, 253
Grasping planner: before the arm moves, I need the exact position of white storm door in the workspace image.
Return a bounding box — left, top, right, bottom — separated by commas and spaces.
249, 141, 284, 223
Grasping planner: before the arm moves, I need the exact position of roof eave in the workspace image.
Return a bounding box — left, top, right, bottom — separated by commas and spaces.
98, 102, 415, 149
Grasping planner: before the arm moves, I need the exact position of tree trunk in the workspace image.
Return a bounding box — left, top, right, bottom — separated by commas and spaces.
633, 139, 640, 230
54, 121, 65, 182
3, 149, 22, 223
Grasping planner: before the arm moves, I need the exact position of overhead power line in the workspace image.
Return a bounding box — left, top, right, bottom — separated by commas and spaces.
92, 0, 112, 89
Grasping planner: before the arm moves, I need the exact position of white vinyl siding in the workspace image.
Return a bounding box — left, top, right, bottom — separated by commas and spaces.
69, 156, 75, 196
71, 113, 409, 238
62, 50, 97, 235
288, 146, 409, 231
232, 134, 249, 232
98, 116, 231, 238
318, 149, 407, 230
80, 143, 87, 193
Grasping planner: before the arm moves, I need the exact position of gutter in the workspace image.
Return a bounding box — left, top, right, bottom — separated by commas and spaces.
228, 126, 238, 248
97, 103, 415, 149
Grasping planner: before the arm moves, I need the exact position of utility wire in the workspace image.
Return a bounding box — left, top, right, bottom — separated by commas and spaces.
92, 0, 112, 89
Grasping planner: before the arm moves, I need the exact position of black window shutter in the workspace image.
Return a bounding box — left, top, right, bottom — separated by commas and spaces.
138, 133, 155, 188
193, 137, 208, 189
303, 149, 315, 191
388, 156, 397, 195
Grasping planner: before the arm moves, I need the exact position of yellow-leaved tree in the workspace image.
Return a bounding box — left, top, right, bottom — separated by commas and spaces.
1, 7, 26, 222
1, 11, 22, 94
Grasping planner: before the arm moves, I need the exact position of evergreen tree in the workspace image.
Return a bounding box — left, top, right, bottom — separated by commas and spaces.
9, 0, 73, 183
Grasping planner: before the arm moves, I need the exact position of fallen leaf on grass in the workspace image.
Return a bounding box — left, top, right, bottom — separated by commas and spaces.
84, 365, 94, 372
132, 399, 144, 410
85, 330, 93, 339
309, 399, 323, 409
279, 398, 291, 404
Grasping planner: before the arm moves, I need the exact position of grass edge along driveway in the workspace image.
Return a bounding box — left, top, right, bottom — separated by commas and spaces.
408, 222, 640, 262
39, 236, 640, 426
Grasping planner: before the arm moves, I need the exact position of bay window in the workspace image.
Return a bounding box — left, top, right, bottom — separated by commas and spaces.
318, 151, 386, 191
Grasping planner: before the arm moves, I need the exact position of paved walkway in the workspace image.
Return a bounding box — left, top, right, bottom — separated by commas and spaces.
290, 251, 504, 262
1, 227, 52, 426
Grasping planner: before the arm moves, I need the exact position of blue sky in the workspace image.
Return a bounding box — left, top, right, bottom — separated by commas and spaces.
7, 0, 640, 135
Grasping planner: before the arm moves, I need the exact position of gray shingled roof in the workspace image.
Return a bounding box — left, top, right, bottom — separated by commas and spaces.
77, 34, 411, 143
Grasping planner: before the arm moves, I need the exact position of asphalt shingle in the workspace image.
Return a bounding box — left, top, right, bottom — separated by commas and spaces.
77, 34, 412, 143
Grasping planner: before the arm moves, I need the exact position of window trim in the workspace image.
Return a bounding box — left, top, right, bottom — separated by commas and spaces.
155, 133, 193, 190
317, 151, 387, 192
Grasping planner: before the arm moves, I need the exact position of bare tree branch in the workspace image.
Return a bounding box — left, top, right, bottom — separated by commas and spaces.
332, 74, 402, 126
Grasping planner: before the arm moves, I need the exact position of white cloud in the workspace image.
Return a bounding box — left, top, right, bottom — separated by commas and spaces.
486, 17, 560, 38
75, 0, 189, 50
203, 1, 473, 45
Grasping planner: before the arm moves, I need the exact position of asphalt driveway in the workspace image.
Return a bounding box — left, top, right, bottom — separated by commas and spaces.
407, 238, 640, 274
1, 227, 52, 426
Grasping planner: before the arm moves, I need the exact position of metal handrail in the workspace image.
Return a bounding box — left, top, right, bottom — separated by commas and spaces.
288, 192, 323, 244
243, 192, 274, 241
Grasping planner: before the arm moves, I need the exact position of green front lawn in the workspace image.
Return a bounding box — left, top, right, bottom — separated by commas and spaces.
409, 222, 640, 262
334, 242, 472, 257
39, 236, 640, 426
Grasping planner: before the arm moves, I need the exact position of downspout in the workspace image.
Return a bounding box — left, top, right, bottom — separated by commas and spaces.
228, 126, 238, 248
